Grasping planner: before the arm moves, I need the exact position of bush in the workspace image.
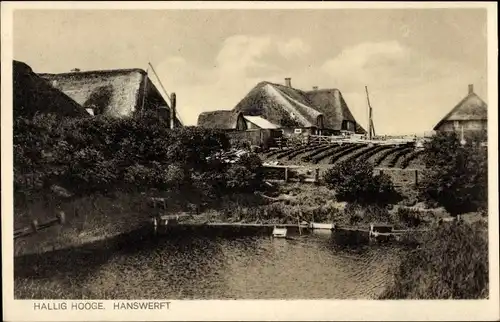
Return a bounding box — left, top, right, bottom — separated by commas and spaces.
225, 153, 264, 192
344, 203, 391, 225
381, 221, 488, 299
396, 208, 425, 228
14, 113, 230, 202
324, 159, 399, 205
419, 131, 488, 216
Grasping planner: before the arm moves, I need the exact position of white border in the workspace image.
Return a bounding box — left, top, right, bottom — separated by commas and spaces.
2, 2, 499, 321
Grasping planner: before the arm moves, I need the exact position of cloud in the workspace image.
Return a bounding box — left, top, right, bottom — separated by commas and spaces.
278, 38, 311, 59
154, 38, 486, 135
321, 41, 486, 134
215, 35, 272, 69
154, 55, 209, 87
321, 41, 415, 90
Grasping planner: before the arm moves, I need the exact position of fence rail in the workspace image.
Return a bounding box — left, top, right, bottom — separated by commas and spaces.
14, 212, 66, 239
308, 135, 417, 146
262, 164, 422, 186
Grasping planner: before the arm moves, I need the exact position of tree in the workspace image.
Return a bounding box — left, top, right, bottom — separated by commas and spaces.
324, 158, 399, 205
419, 131, 487, 215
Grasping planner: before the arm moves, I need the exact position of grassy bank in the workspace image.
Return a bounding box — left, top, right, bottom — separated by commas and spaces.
380, 220, 488, 299
14, 192, 159, 256
14, 180, 467, 256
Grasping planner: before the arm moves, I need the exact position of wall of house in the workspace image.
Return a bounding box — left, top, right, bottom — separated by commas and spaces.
341, 120, 356, 132
281, 127, 318, 137
227, 129, 282, 149
436, 120, 487, 132
236, 115, 248, 131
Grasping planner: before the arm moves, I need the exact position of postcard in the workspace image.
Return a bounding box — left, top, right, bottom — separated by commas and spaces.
2, 1, 498, 321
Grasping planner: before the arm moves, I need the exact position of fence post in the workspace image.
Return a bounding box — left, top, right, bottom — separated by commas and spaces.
284, 167, 289, 182
31, 220, 39, 233
414, 169, 419, 186
315, 168, 320, 183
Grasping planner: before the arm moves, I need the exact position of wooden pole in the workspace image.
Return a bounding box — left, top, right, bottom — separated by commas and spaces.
139, 68, 149, 116
365, 86, 372, 140
148, 62, 184, 126
170, 92, 176, 130
298, 210, 302, 236
284, 167, 289, 182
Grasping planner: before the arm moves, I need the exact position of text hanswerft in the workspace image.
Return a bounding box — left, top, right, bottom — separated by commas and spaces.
33, 301, 171, 311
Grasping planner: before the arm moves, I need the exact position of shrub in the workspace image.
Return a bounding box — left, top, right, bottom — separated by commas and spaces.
344, 203, 391, 225
324, 159, 399, 205
381, 221, 488, 299
419, 132, 488, 216
225, 153, 264, 192
14, 113, 231, 202
396, 208, 425, 228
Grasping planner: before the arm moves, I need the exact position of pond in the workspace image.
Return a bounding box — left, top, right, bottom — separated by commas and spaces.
14, 226, 402, 299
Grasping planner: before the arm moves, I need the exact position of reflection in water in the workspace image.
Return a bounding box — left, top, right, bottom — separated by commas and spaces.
16, 227, 402, 299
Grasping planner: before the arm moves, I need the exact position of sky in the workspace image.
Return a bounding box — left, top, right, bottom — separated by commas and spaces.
13, 9, 488, 135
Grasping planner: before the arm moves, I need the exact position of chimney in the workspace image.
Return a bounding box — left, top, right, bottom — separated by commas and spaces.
312, 86, 318, 91
468, 84, 474, 95
285, 77, 292, 88
170, 92, 176, 130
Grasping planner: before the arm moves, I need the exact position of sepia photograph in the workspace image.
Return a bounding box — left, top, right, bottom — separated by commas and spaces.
2, 1, 499, 321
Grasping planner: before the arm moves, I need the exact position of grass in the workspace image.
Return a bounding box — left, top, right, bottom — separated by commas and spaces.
14, 191, 159, 256
380, 221, 488, 299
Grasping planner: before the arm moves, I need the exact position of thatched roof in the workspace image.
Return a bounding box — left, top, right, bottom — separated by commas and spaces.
39, 68, 179, 123
304, 89, 359, 131
233, 81, 365, 133
233, 82, 322, 128
434, 86, 487, 130
197, 110, 246, 130
13, 60, 89, 118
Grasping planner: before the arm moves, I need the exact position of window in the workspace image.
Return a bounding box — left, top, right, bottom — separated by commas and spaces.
294, 128, 302, 134
454, 121, 460, 128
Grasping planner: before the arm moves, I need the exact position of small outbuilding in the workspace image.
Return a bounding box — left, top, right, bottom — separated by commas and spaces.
243, 115, 280, 130
433, 84, 487, 136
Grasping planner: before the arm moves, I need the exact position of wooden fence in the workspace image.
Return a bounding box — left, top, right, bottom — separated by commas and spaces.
308, 135, 417, 146
262, 164, 422, 186
262, 165, 319, 183
375, 167, 421, 187
14, 211, 66, 239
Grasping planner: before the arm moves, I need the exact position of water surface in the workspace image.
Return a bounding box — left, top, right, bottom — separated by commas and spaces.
67, 228, 402, 299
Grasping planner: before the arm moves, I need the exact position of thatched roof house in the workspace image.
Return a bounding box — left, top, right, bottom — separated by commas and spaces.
39, 68, 181, 126
433, 84, 487, 133
13, 60, 89, 118
197, 110, 247, 131
233, 79, 365, 134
